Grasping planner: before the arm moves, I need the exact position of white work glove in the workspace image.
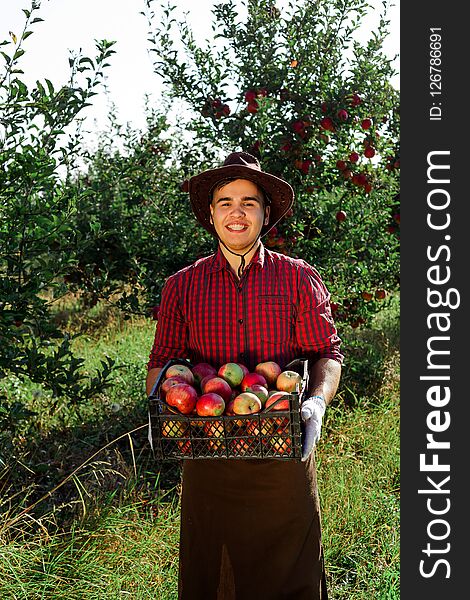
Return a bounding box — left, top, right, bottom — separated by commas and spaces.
300, 395, 326, 462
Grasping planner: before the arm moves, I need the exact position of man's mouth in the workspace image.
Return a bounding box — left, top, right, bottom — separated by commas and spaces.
226, 223, 249, 232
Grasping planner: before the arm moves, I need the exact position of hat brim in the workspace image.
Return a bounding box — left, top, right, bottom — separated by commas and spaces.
189, 163, 294, 237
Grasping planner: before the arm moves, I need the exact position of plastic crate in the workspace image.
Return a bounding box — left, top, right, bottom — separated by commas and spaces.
148, 358, 308, 460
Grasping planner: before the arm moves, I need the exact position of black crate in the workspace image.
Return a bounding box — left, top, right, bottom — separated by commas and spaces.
148, 358, 308, 460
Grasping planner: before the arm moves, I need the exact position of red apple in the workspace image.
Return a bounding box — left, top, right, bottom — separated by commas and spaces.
241, 372, 268, 392
165, 383, 198, 414
218, 362, 244, 388
336, 159, 347, 171
225, 398, 236, 415
265, 391, 291, 411
254, 361, 282, 388
336, 210, 347, 222
191, 362, 217, 386
276, 370, 303, 393
165, 364, 194, 385
361, 291, 373, 302
202, 377, 233, 402
375, 288, 386, 300
230, 438, 250, 456
160, 375, 187, 398
196, 393, 225, 417
349, 151, 359, 163
177, 439, 192, 456
246, 418, 274, 437
320, 116, 335, 132
237, 363, 249, 377
361, 118, 372, 130
233, 392, 262, 415
245, 383, 269, 406
244, 89, 257, 103
364, 146, 375, 158
337, 108, 348, 121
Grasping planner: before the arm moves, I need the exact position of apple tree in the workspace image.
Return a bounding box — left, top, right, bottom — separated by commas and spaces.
143, 0, 400, 328
0, 4, 117, 440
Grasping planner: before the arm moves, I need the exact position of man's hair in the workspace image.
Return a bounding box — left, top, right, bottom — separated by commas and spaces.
209, 177, 271, 207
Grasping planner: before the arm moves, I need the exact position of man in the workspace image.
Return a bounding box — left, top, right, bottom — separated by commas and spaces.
146, 152, 343, 599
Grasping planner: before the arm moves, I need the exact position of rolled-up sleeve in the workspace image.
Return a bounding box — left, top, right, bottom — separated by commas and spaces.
147, 274, 189, 370
295, 263, 344, 364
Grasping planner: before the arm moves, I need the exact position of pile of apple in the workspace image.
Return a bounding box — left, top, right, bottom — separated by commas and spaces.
160, 361, 302, 455
160, 360, 303, 418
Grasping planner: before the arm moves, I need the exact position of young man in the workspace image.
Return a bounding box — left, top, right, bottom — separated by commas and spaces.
146, 152, 343, 599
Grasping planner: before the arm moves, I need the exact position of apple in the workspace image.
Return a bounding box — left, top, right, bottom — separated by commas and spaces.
337, 108, 348, 121
191, 362, 217, 386
200, 374, 214, 390
229, 438, 250, 456
270, 434, 292, 455
246, 418, 274, 437
244, 89, 257, 103
375, 288, 386, 300
350, 93, 361, 106
336, 159, 347, 171
165, 383, 198, 414
218, 362, 244, 388
177, 439, 192, 456
320, 116, 335, 132
241, 372, 267, 392
336, 210, 347, 222
202, 377, 233, 402
203, 421, 225, 451
165, 364, 194, 385
361, 118, 372, 130
361, 291, 373, 302
160, 375, 187, 398
265, 391, 291, 411
161, 419, 188, 438
245, 383, 269, 406
196, 393, 225, 417
349, 151, 359, 163
233, 392, 262, 415
224, 398, 236, 415
276, 370, 303, 393
237, 363, 250, 377
364, 146, 375, 158
254, 361, 282, 388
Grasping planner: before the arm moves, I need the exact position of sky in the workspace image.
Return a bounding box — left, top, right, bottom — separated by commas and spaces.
1, 0, 399, 138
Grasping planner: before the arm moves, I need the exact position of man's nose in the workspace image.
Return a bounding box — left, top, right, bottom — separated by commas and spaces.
230, 202, 245, 215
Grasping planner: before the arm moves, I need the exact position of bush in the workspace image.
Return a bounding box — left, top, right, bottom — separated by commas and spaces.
0, 5, 116, 440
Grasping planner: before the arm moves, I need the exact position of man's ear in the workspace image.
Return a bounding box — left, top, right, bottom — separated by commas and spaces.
264, 205, 270, 225
209, 204, 214, 224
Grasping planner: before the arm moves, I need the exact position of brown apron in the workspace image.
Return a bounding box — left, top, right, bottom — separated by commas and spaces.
178, 454, 328, 600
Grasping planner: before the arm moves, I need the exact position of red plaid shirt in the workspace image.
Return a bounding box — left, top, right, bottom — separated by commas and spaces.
148, 244, 343, 371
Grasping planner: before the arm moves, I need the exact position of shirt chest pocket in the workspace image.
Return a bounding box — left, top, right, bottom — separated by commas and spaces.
258, 295, 294, 344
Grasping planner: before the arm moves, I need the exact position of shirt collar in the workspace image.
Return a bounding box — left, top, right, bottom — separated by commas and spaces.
209, 242, 265, 273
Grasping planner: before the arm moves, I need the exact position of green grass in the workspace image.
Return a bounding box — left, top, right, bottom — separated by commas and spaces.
0, 299, 399, 599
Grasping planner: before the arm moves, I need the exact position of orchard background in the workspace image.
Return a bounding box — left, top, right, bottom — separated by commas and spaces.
0, 1, 400, 598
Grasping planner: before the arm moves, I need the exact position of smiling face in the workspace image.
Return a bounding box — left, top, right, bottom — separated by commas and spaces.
210, 178, 270, 254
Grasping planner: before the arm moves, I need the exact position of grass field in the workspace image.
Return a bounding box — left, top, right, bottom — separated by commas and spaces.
0, 297, 399, 599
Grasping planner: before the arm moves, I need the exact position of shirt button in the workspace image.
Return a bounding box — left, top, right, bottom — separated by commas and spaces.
238, 319, 243, 324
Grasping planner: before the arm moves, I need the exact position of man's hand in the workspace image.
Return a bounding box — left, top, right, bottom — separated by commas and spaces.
300, 395, 326, 462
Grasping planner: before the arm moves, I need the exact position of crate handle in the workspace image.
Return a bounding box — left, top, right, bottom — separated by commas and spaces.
148, 357, 194, 399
